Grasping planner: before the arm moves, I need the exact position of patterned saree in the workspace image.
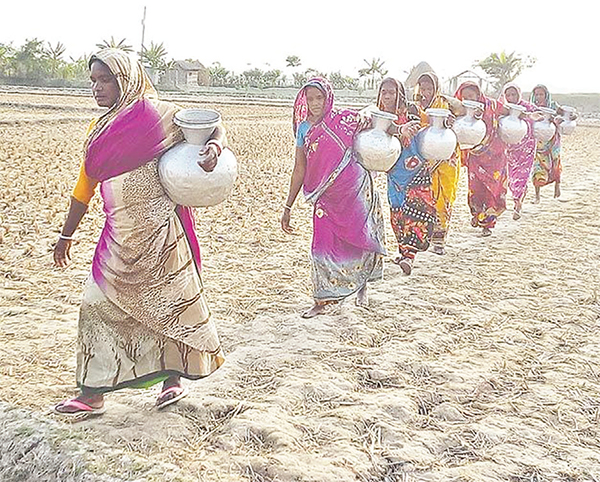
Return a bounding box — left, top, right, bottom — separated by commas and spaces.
74, 49, 224, 393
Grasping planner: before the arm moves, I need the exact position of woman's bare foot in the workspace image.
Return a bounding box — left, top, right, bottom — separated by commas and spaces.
482, 227, 492, 237
356, 285, 368, 307
302, 303, 327, 318
513, 210, 522, 220
554, 182, 561, 198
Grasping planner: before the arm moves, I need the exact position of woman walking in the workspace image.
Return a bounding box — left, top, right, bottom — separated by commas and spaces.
53, 49, 225, 416
413, 72, 461, 254
455, 81, 507, 236
281, 78, 385, 317
530, 84, 563, 202
377, 77, 435, 274
500, 83, 537, 219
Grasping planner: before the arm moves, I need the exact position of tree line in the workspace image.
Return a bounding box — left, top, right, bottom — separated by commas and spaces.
0, 37, 534, 94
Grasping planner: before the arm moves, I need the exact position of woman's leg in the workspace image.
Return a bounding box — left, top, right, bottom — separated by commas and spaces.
534, 185, 541, 203
554, 181, 561, 198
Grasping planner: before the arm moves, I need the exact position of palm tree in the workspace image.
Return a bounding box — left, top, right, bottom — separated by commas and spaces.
475, 51, 535, 95
285, 55, 301, 68
361, 58, 388, 89
96, 37, 134, 52
46, 41, 66, 77
140, 41, 168, 70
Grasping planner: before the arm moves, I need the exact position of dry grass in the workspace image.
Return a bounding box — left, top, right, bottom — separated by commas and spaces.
1, 91, 600, 481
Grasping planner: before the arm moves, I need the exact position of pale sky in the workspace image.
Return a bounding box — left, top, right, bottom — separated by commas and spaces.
2, 0, 597, 93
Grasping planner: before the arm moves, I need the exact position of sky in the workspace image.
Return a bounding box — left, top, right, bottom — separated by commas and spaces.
2, 0, 597, 94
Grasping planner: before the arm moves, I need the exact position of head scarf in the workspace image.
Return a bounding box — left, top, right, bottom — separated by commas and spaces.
530, 84, 554, 109
86, 48, 158, 147
84, 48, 181, 181
455, 81, 500, 154
376, 77, 407, 119
414, 72, 440, 109
293, 77, 364, 197
293, 77, 333, 136
500, 82, 522, 103
500, 82, 536, 113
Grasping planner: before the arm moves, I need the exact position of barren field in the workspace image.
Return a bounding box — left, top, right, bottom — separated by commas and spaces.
1, 92, 599, 481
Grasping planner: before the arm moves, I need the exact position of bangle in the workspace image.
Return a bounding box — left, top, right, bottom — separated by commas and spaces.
283, 204, 292, 211
59, 234, 74, 241
206, 139, 223, 156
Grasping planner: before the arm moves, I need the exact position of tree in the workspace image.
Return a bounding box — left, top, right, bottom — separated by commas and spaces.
140, 41, 168, 70
0, 43, 15, 76
285, 55, 301, 68
46, 41, 66, 77
96, 37, 134, 52
475, 51, 535, 95
208, 62, 231, 87
360, 58, 388, 90
12, 38, 49, 80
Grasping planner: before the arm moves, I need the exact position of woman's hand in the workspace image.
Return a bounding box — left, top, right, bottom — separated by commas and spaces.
528, 112, 544, 122
53, 238, 73, 267
281, 208, 293, 234
399, 120, 420, 142
198, 144, 219, 172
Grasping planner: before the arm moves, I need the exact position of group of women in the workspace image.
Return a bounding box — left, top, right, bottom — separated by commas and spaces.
282, 74, 572, 317
51, 48, 571, 416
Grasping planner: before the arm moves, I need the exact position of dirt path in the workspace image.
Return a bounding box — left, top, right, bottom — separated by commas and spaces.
1, 93, 599, 481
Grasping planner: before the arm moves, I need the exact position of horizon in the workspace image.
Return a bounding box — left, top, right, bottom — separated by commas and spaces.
3, 0, 598, 94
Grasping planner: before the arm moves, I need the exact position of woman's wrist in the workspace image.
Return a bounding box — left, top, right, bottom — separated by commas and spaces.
283, 203, 293, 211
59, 234, 74, 241
206, 139, 223, 156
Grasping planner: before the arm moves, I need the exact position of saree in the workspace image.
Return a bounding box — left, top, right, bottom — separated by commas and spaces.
75, 49, 224, 393
294, 78, 385, 302
500, 83, 537, 203
530, 84, 561, 187
377, 78, 436, 259
455, 82, 507, 230
414, 72, 461, 247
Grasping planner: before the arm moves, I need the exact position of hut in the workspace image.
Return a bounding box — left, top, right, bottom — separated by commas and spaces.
163, 60, 210, 90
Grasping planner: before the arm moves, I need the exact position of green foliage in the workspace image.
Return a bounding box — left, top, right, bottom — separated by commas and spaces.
95, 37, 134, 52
141, 41, 168, 70
285, 55, 301, 68
359, 58, 388, 89
475, 51, 535, 94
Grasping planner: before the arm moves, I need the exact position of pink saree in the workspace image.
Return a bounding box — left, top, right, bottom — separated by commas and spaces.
294, 78, 385, 302
500, 83, 537, 204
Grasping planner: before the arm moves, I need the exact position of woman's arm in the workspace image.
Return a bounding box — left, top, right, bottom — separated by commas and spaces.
281, 146, 307, 234
53, 197, 88, 267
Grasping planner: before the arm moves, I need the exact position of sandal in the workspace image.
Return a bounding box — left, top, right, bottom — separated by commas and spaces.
156, 385, 189, 409
54, 398, 106, 417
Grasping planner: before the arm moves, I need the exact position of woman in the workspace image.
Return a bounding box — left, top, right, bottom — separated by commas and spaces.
377, 77, 436, 274
500, 83, 537, 219
414, 72, 462, 254
281, 77, 385, 317
455, 81, 507, 236
53, 49, 225, 416
530, 84, 563, 202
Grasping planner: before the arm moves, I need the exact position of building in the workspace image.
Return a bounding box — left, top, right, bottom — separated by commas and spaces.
163, 60, 210, 90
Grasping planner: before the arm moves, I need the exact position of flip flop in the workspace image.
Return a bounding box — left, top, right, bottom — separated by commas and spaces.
54, 398, 106, 417
156, 386, 189, 410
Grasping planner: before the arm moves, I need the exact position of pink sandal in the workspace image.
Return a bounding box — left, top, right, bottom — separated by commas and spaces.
54, 398, 106, 417
156, 386, 189, 409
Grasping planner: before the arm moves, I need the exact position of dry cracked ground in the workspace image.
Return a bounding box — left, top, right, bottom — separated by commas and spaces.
1, 92, 599, 481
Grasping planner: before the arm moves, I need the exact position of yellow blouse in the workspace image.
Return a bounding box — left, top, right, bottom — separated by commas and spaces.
72, 119, 99, 205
